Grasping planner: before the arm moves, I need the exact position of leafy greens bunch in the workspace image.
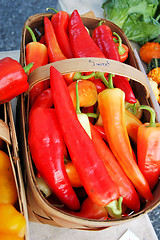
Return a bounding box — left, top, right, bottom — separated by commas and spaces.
102, 0, 160, 45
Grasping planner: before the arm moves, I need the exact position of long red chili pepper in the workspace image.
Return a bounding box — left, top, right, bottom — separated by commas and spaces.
0, 57, 32, 104
51, 10, 73, 58
28, 107, 80, 210
92, 23, 136, 103
90, 124, 140, 212
69, 10, 106, 58
98, 74, 153, 201
50, 66, 120, 207
137, 105, 160, 190
44, 16, 67, 62
26, 26, 49, 107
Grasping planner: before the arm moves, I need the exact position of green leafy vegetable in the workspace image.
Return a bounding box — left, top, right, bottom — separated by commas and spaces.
102, 0, 160, 45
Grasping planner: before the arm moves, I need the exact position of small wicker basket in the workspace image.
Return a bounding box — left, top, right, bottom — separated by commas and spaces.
0, 102, 29, 239
17, 12, 160, 230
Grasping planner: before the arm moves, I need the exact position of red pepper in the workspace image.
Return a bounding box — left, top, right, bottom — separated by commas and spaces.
28, 107, 80, 210
51, 11, 73, 59
30, 88, 53, 113
90, 124, 140, 212
113, 32, 129, 63
44, 16, 67, 62
69, 10, 106, 58
50, 66, 120, 207
69, 196, 108, 220
98, 74, 153, 201
26, 26, 49, 107
92, 23, 136, 104
137, 105, 160, 190
0, 57, 32, 104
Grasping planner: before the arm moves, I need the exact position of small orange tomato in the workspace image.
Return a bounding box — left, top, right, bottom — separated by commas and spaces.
65, 161, 82, 188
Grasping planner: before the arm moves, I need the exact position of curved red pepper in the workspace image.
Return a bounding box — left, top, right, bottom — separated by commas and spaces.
69, 10, 105, 58
26, 26, 49, 108
28, 107, 80, 210
50, 66, 120, 206
51, 11, 73, 58
90, 124, 140, 212
92, 24, 136, 103
44, 17, 67, 62
137, 105, 160, 190
0, 57, 30, 104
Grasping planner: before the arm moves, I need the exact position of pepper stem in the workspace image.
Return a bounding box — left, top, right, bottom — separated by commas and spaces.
75, 81, 81, 114
23, 63, 34, 73
26, 26, 37, 42
46, 7, 58, 13
86, 113, 98, 118
106, 196, 123, 219
138, 105, 156, 127
73, 72, 95, 81
113, 32, 125, 55
95, 72, 109, 88
107, 73, 114, 89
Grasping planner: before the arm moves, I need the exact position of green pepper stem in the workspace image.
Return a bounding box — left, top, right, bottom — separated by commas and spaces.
73, 72, 95, 81
99, 20, 105, 26
113, 32, 125, 55
105, 196, 123, 219
138, 105, 156, 127
46, 7, 58, 13
107, 73, 114, 89
26, 26, 37, 42
75, 81, 81, 114
23, 63, 34, 73
86, 113, 98, 119
95, 72, 109, 88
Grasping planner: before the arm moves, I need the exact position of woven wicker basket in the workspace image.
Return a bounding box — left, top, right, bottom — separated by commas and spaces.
17, 12, 160, 229
0, 102, 29, 239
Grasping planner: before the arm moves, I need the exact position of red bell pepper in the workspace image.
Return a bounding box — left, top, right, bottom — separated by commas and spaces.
50, 66, 120, 207
26, 26, 49, 107
51, 11, 73, 58
90, 124, 140, 212
44, 16, 67, 62
0, 57, 32, 104
69, 10, 106, 58
98, 74, 153, 201
137, 105, 160, 190
92, 23, 136, 104
28, 107, 80, 210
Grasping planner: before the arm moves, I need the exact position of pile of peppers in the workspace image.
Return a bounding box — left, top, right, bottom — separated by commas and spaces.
0, 8, 159, 221
0, 144, 26, 239
26, 9, 160, 220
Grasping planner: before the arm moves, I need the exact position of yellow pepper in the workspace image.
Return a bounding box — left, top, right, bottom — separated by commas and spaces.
0, 203, 26, 238
0, 150, 17, 204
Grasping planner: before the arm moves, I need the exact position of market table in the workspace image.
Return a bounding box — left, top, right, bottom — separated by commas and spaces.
0, 49, 159, 240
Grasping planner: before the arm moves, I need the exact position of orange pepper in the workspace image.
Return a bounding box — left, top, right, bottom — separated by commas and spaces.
68, 80, 98, 109
0, 150, 17, 204
98, 74, 153, 201
0, 203, 26, 238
